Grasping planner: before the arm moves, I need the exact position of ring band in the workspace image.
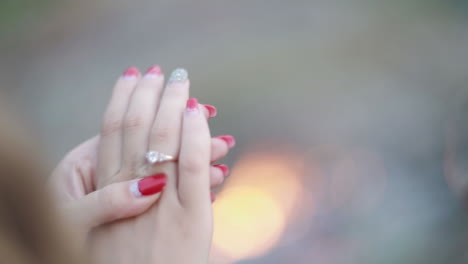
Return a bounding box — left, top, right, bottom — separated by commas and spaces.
146, 150, 176, 165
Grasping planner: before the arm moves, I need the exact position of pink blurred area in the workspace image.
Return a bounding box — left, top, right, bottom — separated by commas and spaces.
3, 0, 468, 263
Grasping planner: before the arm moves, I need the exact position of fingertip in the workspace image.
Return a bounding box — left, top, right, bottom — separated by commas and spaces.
130, 174, 167, 198
186, 97, 199, 110
213, 164, 229, 177
214, 135, 236, 148
122, 66, 140, 80
144, 65, 162, 75
210, 166, 225, 187
203, 104, 217, 118
210, 137, 230, 162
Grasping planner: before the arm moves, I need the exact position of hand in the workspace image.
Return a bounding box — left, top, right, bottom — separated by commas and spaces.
89, 67, 216, 263
92, 96, 214, 263
49, 66, 235, 259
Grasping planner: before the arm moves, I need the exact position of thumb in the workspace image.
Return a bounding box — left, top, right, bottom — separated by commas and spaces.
70, 174, 166, 228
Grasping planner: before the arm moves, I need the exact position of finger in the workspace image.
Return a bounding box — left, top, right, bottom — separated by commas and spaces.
209, 165, 225, 188
213, 164, 229, 178
211, 191, 216, 203
214, 135, 236, 148
148, 68, 190, 196
210, 135, 235, 163
200, 102, 233, 163
71, 174, 167, 228
178, 98, 211, 209
118, 65, 165, 181
50, 136, 99, 197
201, 104, 217, 119
96, 67, 140, 188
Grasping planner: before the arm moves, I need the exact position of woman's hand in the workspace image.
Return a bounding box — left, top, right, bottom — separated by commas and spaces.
91, 97, 214, 263
49, 66, 235, 259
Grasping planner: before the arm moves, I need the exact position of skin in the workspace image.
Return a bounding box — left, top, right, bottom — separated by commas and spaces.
49, 67, 232, 263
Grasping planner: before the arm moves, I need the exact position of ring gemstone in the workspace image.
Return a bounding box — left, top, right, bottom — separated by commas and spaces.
145, 150, 174, 164
146, 151, 160, 164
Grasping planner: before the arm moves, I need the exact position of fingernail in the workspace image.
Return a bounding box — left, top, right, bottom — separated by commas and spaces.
130, 174, 166, 197
169, 68, 188, 82
211, 192, 216, 203
203, 104, 217, 118
213, 164, 229, 177
122, 67, 140, 80
144, 65, 162, 78
215, 135, 236, 148
186, 98, 199, 112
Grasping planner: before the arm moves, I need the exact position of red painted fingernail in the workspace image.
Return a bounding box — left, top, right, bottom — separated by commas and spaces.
130, 174, 166, 197
123, 67, 139, 79
215, 135, 236, 148
213, 164, 229, 177
186, 98, 198, 111
144, 65, 162, 77
203, 104, 217, 118
211, 192, 216, 203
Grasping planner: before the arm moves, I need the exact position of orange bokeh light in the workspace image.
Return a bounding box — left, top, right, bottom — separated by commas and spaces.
213, 186, 285, 260
211, 149, 310, 262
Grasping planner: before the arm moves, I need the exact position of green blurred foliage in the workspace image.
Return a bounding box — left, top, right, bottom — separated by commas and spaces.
0, 0, 55, 32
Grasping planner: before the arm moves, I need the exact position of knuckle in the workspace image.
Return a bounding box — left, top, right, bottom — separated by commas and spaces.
180, 156, 205, 174
152, 127, 171, 145
123, 156, 143, 174
123, 115, 145, 131
101, 118, 122, 137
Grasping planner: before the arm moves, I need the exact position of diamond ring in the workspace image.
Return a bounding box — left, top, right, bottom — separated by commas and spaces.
145, 150, 176, 165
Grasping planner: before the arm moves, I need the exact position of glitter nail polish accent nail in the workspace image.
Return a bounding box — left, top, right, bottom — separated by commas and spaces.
169, 68, 188, 82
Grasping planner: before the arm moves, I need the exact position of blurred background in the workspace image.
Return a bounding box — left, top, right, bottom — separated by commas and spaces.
2, 0, 468, 263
